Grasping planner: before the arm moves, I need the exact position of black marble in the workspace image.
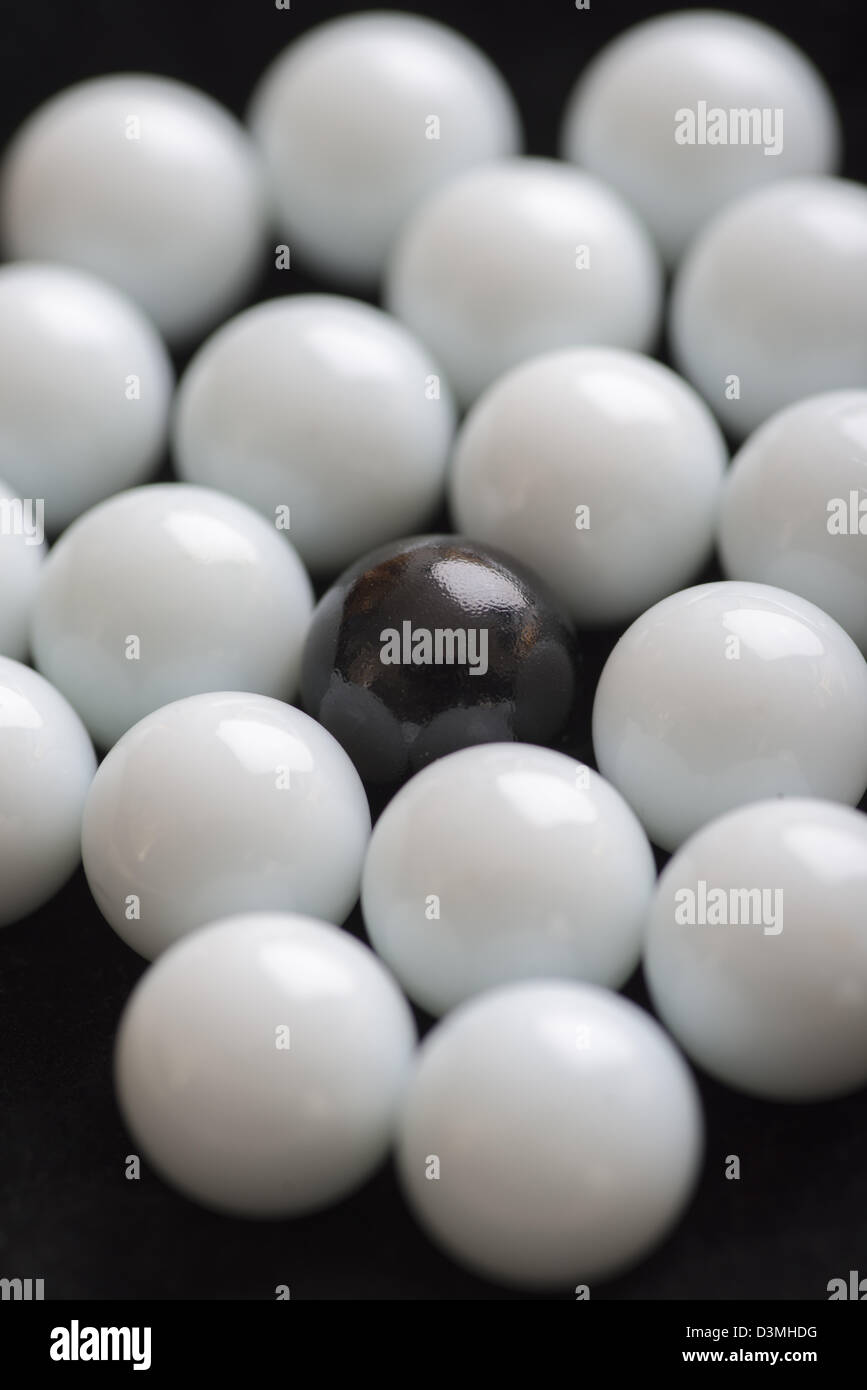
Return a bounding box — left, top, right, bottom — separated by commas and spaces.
301, 534, 580, 784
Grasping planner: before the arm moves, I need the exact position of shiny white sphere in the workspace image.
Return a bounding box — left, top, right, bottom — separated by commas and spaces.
31, 484, 314, 748
385, 157, 663, 408
719, 391, 867, 653
670, 177, 867, 439
0, 74, 267, 343
362, 744, 656, 1015
115, 912, 416, 1216
82, 693, 371, 958
0, 262, 173, 533
248, 11, 521, 286
397, 981, 703, 1287
450, 347, 726, 625
561, 10, 839, 265
0, 656, 96, 928
645, 799, 867, 1101
0, 475, 45, 660
174, 294, 455, 575
593, 581, 867, 852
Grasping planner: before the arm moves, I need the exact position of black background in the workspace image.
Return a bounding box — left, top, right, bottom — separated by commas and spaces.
1, 0, 867, 1302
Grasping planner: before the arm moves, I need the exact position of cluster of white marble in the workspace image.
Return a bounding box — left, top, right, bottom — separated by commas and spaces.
1, 9, 866, 1293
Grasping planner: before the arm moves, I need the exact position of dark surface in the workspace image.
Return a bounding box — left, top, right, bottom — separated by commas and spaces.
301, 535, 579, 784
1, 0, 867, 1302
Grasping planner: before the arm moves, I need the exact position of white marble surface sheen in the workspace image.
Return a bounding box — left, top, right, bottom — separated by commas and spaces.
116, 913, 416, 1215
593, 581, 867, 851
397, 981, 703, 1287
0, 656, 96, 928
385, 158, 663, 408
82, 693, 371, 958
1, 74, 267, 342
362, 743, 656, 1014
645, 799, 867, 1100
32, 484, 314, 749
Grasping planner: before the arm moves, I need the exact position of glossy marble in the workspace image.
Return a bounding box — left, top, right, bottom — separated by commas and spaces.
670, 177, 867, 439
115, 913, 416, 1216
0, 74, 267, 343
301, 535, 578, 784
396, 981, 703, 1287
719, 390, 867, 653
0, 263, 173, 534
561, 10, 839, 265
645, 799, 867, 1100
362, 743, 656, 1014
385, 157, 663, 408
248, 11, 521, 286
593, 581, 867, 852
32, 484, 314, 749
174, 294, 456, 575
82, 693, 371, 958
0, 656, 96, 928
451, 347, 727, 626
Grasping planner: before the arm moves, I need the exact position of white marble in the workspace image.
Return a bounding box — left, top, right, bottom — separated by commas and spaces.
593, 581, 867, 851
645, 799, 867, 1100
174, 293, 455, 575
82, 692, 371, 958
451, 347, 726, 625
116, 912, 416, 1215
719, 390, 867, 653
0, 656, 96, 928
0, 263, 173, 534
385, 158, 662, 408
397, 981, 703, 1287
32, 483, 314, 748
670, 178, 867, 439
1, 74, 267, 343
362, 743, 656, 1014
248, 11, 520, 285
561, 10, 839, 264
